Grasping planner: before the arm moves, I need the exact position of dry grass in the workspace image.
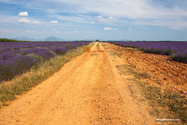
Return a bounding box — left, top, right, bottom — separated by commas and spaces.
90, 53, 98, 56
101, 42, 108, 49
109, 50, 119, 57
0, 43, 94, 108
116, 64, 186, 125
96, 42, 100, 49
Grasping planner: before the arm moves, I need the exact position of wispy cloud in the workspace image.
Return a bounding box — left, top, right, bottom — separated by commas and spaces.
18, 18, 31, 23
51, 20, 58, 23
104, 27, 112, 30
64, 31, 79, 33
129, 28, 132, 30
18, 11, 28, 16
55, 14, 93, 24
97, 15, 106, 21
104, 27, 118, 30
108, 17, 113, 19
32, 21, 43, 24
18, 18, 43, 24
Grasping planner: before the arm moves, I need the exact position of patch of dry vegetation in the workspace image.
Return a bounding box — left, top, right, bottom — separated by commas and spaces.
96, 42, 100, 49
101, 42, 108, 49
116, 64, 187, 125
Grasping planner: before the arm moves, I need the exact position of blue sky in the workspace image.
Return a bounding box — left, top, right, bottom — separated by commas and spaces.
0, 0, 187, 41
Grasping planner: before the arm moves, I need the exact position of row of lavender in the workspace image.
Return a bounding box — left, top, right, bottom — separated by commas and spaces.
106, 41, 187, 63
0, 41, 91, 82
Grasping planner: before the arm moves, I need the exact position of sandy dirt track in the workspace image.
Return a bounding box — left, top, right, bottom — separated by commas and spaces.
0, 43, 156, 125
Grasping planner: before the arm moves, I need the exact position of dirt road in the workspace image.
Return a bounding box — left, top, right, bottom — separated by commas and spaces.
0, 43, 155, 125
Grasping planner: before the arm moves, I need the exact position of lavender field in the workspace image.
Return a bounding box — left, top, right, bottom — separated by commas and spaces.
107, 41, 187, 63
0, 41, 91, 82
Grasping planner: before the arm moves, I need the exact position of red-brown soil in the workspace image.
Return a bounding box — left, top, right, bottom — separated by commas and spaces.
104, 43, 187, 94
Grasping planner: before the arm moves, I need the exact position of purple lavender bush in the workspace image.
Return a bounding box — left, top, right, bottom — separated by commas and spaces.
31, 50, 55, 61
106, 41, 187, 63
49, 46, 69, 55
0, 41, 91, 83
170, 50, 187, 63
0, 55, 37, 82
0, 51, 17, 60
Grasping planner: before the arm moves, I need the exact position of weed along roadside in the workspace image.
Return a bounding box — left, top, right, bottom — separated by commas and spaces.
116, 64, 185, 124
0, 43, 94, 107
104, 42, 187, 125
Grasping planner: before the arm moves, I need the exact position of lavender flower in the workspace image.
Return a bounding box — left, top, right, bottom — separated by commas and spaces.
0, 41, 91, 82
107, 41, 187, 63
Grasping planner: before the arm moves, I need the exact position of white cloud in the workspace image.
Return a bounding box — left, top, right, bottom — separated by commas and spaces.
104, 27, 118, 30
97, 16, 118, 22
55, 15, 91, 23
32, 21, 43, 24
108, 17, 114, 19
51, 20, 58, 23
64, 31, 79, 33
96, 15, 105, 21
18, 11, 28, 16
18, 18, 43, 24
129, 28, 132, 30
91, 22, 95, 24
104, 27, 112, 30
18, 18, 31, 23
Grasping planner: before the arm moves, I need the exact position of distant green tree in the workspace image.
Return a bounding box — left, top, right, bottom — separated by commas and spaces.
0, 38, 29, 42
96, 39, 99, 42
